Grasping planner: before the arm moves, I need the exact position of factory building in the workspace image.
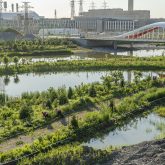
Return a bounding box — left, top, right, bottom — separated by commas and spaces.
0, 0, 164, 36
80, 8, 150, 20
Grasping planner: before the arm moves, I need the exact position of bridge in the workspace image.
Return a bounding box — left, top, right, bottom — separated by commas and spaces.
74, 22, 165, 48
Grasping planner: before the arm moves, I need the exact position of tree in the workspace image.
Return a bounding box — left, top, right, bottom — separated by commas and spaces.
88, 84, 97, 97
68, 87, 73, 99
3, 75, 10, 85
13, 56, 19, 68
13, 43, 19, 51
3, 55, 9, 68
70, 116, 79, 129
109, 100, 115, 113
19, 104, 33, 120
45, 99, 52, 109
120, 79, 125, 88
14, 74, 20, 84
112, 71, 123, 85
58, 87, 68, 105
102, 75, 113, 90
134, 71, 143, 84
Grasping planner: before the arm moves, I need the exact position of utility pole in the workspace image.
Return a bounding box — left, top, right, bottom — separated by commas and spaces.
103, 0, 108, 9
0, 0, 3, 29
42, 17, 45, 44
79, 0, 83, 16
90, 1, 95, 10
70, 0, 75, 20
20, 2, 33, 35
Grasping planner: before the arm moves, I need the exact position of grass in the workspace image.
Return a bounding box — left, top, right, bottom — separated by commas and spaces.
154, 107, 165, 117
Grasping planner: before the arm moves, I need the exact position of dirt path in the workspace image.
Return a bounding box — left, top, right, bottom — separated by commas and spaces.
0, 102, 104, 153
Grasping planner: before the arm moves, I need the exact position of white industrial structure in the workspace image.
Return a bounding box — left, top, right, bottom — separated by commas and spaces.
39, 28, 80, 36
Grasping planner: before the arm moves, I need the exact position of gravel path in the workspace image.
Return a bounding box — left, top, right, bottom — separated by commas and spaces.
102, 138, 165, 165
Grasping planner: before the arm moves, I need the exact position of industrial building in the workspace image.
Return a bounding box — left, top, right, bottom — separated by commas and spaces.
0, 0, 164, 37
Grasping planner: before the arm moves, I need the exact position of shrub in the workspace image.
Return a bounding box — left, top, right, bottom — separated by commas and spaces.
68, 87, 73, 99
88, 85, 97, 97
70, 116, 79, 129
19, 104, 33, 120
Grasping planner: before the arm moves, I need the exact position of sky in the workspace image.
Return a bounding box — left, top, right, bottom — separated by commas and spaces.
6, 0, 165, 18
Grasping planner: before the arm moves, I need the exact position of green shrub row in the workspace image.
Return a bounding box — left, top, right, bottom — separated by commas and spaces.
1, 87, 165, 163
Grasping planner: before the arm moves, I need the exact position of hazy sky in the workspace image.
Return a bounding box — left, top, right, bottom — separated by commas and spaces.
7, 0, 165, 18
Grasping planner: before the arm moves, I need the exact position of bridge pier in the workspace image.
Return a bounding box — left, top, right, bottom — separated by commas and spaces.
128, 50, 133, 56
113, 41, 118, 50
130, 42, 134, 49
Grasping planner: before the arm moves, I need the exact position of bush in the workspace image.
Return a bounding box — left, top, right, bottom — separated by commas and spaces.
58, 88, 68, 105
88, 85, 97, 97
68, 87, 73, 99
70, 116, 79, 129
19, 104, 33, 120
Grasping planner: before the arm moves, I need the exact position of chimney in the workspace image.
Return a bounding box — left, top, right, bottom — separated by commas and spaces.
4, 1, 7, 11
128, 0, 134, 11
11, 4, 14, 12
16, 3, 19, 12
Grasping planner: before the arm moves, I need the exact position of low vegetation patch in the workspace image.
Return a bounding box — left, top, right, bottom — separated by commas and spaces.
154, 107, 165, 117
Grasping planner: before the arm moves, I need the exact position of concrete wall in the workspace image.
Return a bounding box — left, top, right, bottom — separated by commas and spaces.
73, 38, 114, 47
80, 9, 150, 20
0, 32, 21, 41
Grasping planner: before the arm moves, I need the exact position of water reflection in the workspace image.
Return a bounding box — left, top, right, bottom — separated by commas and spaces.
0, 71, 164, 97
92, 48, 165, 57
82, 113, 165, 149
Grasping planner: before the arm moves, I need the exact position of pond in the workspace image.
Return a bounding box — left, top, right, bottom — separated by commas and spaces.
82, 113, 165, 149
0, 70, 164, 97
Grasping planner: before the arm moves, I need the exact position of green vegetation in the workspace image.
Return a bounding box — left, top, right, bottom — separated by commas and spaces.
0, 38, 76, 57
1, 84, 165, 164
0, 73, 164, 140
18, 144, 113, 165
154, 107, 165, 117
0, 56, 165, 75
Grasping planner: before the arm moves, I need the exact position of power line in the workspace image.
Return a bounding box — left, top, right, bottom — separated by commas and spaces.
70, 0, 75, 19
20, 1, 33, 35
79, 0, 83, 16
90, 1, 96, 10
103, 0, 108, 9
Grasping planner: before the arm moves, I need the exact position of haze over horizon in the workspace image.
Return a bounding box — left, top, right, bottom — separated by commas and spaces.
6, 0, 165, 19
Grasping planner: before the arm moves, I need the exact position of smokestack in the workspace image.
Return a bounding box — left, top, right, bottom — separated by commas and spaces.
3, 1, 7, 11
54, 9, 57, 18
128, 0, 134, 11
11, 3, 14, 12
16, 3, 19, 12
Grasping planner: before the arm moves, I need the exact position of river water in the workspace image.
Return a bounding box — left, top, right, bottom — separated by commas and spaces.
0, 70, 164, 97
82, 113, 165, 149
